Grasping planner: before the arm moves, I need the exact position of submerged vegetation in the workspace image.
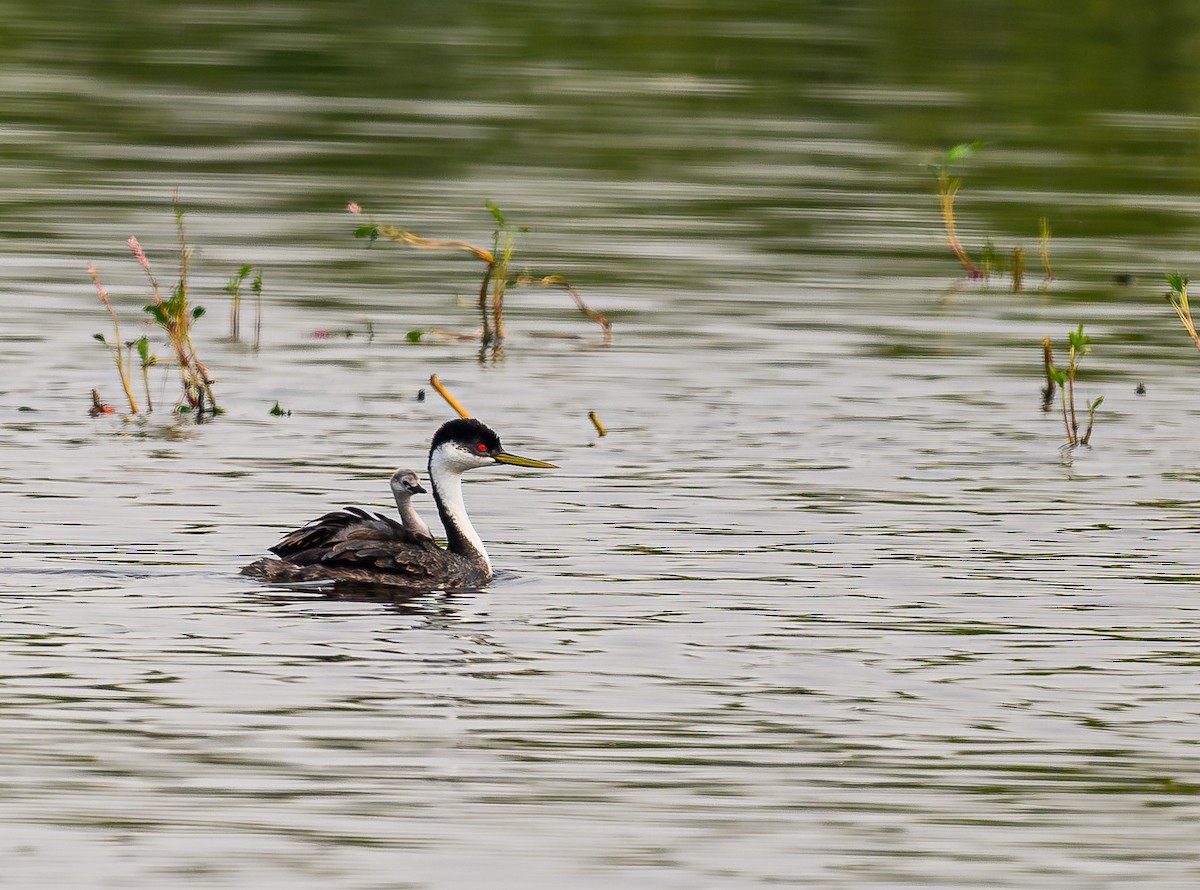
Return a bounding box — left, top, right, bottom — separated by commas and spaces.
225, 264, 264, 348
932, 142, 1053, 292
348, 200, 611, 358
89, 202, 221, 418
74, 180, 1196, 462
1044, 325, 1103, 449
933, 141, 983, 280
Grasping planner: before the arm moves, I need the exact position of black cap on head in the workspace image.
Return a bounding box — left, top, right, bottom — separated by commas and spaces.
430, 417, 502, 455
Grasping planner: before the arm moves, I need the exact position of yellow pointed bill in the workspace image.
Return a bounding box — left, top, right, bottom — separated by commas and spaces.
494, 450, 557, 469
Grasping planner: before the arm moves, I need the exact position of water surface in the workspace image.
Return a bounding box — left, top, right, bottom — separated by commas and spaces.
4, 2, 1200, 887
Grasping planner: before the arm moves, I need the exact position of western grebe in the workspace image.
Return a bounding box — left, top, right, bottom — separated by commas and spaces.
389, 468, 432, 539
241, 418, 555, 588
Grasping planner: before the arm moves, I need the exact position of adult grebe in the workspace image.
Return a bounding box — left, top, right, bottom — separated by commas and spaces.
389, 468, 432, 539
241, 418, 555, 588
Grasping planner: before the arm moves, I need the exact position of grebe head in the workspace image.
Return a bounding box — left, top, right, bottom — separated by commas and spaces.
389, 468, 426, 498
429, 418, 557, 474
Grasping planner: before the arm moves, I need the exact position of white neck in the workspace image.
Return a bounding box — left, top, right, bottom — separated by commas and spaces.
429, 447, 491, 573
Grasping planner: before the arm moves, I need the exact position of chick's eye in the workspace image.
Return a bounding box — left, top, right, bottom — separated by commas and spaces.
476, 443, 488, 452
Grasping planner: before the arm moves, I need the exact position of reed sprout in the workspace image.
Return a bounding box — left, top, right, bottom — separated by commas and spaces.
1166, 273, 1200, 352
1045, 324, 1102, 448
933, 142, 983, 279
225, 264, 264, 347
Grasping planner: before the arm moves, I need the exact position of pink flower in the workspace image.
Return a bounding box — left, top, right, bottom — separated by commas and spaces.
128, 236, 152, 273
87, 263, 113, 308
346, 202, 361, 215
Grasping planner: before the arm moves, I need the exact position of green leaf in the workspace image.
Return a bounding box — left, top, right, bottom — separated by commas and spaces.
1067, 326, 1090, 355
238, 264, 252, 279
135, 336, 150, 362
191, 305, 206, 320
943, 141, 983, 168
1049, 368, 1068, 386
145, 304, 169, 326
270, 401, 285, 416
93, 333, 106, 343
406, 329, 424, 343
354, 225, 378, 239
1088, 396, 1105, 411
485, 199, 506, 228
251, 271, 263, 295
1167, 272, 1189, 294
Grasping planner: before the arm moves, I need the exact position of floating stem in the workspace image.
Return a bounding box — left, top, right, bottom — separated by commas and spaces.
429, 374, 472, 419
514, 275, 613, 339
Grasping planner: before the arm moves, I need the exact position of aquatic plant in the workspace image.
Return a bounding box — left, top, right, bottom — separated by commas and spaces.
931, 144, 1054, 293
136, 335, 156, 413
1040, 336, 1056, 410
933, 142, 983, 279
129, 211, 217, 415
1046, 324, 1102, 448
88, 264, 140, 415
1166, 273, 1200, 353
225, 264, 264, 347
348, 201, 610, 351
88, 201, 221, 417
1038, 216, 1054, 286
1011, 246, 1025, 293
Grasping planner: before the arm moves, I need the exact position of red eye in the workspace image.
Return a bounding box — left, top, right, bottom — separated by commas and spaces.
477, 443, 488, 452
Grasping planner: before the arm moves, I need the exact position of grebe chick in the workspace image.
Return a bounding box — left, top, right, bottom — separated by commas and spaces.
389, 468, 432, 539
242, 418, 555, 589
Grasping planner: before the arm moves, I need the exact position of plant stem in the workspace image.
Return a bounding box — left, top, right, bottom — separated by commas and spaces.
1067, 362, 1078, 444
478, 262, 493, 345
1168, 280, 1200, 352
937, 173, 981, 278
142, 363, 153, 413
513, 275, 613, 339
429, 374, 471, 419
88, 263, 140, 414
1039, 216, 1054, 284
1058, 379, 1073, 447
